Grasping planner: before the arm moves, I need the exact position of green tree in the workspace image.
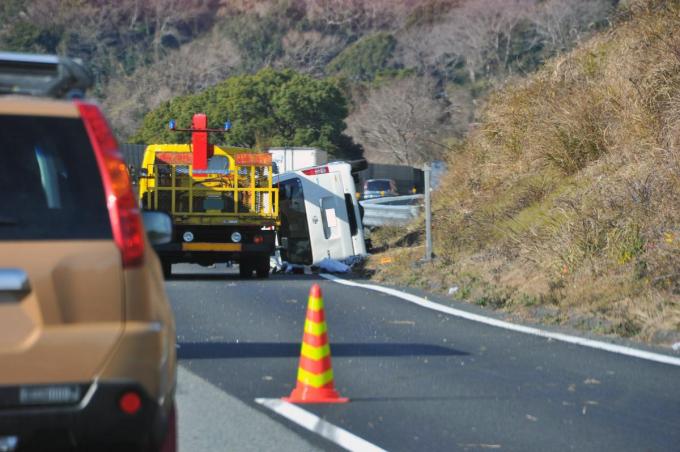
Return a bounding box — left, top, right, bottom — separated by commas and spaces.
221, 0, 307, 70
132, 68, 362, 159
326, 32, 397, 81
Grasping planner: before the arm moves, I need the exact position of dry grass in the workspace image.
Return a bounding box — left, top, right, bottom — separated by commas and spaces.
365, 0, 680, 346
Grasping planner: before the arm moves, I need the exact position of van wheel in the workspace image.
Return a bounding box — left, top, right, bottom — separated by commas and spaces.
256, 256, 270, 279
239, 261, 252, 278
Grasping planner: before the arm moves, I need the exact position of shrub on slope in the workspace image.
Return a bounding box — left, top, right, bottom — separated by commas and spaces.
370, 1, 680, 344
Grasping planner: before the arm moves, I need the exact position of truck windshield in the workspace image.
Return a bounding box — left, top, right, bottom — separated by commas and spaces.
0, 115, 111, 240
207, 155, 229, 172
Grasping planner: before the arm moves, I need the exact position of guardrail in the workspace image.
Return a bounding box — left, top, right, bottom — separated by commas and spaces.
360, 194, 423, 227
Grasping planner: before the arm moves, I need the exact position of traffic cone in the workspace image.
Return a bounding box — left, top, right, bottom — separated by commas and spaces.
283, 284, 348, 404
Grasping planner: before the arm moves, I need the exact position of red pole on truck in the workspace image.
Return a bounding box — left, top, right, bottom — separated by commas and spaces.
191, 113, 210, 171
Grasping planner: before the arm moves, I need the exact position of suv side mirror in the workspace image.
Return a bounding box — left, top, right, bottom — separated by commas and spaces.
142, 211, 173, 245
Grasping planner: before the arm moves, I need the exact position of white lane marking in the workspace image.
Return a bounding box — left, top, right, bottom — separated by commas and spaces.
320, 274, 680, 367
255, 398, 387, 452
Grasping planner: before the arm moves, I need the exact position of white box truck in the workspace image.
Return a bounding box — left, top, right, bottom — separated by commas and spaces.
268, 147, 328, 174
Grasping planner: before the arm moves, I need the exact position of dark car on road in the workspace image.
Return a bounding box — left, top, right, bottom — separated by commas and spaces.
0, 52, 177, 452
362, 178, 399, 200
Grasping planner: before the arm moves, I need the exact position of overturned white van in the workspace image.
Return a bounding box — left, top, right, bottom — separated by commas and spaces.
274, 161, 367, 265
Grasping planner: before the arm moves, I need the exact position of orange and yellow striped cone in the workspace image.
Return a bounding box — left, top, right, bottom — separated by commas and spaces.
283, 284, 349, 404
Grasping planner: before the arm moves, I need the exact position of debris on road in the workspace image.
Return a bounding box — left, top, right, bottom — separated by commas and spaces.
270, 253, 284, 273
318, 258, 351, 273
387, 320, 416, 326
344, 255, 366, 267
284, 263, 306, 274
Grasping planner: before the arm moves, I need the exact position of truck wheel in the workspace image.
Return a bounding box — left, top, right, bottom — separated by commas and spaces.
239, 261, 252, 278
161, 260, 172, 279
256, 256, 270, 279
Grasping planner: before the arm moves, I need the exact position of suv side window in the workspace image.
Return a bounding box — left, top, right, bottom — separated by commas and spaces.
0, 115, 112, 240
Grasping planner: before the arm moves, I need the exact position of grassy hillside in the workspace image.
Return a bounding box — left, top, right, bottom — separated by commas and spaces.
366, 1, 680, 345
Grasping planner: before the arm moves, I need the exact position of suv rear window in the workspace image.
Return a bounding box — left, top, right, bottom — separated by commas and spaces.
0, 115, 112, 240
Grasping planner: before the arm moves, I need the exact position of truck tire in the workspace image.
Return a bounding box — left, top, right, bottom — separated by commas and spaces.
255, 255, 270, 279
239, 260, 252, 278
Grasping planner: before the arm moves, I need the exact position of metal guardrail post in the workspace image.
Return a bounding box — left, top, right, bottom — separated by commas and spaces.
424, 163, 433, 261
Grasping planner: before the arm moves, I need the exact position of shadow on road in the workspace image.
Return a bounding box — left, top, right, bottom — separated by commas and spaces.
177, 341, 468, 359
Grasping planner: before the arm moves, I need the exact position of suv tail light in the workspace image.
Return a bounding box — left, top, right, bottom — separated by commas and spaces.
77, 102, 144, 267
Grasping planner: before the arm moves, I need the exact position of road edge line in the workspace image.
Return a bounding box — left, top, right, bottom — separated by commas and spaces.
255, 398, 386, 452
320, 274, 680, 367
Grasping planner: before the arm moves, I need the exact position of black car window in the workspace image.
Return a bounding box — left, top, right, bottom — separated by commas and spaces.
366, 180, 392, 191
0, 115, 112, 240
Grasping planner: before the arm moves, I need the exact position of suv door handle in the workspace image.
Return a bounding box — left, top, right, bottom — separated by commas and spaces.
0, 269, 31, 294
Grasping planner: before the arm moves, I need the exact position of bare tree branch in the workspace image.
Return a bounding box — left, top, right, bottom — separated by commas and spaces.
346, 76, 461, 166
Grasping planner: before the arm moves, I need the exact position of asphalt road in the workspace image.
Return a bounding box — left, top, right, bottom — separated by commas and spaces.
168, 264, 680, 451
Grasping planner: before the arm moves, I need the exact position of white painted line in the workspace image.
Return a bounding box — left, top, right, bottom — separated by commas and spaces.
255, 398, 387, 452
320, 274, 680, 367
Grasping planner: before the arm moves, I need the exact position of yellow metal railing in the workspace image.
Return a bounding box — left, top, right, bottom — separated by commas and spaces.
141, 164, 279, 221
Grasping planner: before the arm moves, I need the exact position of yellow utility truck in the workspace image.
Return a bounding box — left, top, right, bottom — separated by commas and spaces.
138, 113, 279, 278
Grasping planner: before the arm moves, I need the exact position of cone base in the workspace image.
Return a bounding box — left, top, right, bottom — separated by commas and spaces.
283, 386, 349, 404
282, 396, 349, 404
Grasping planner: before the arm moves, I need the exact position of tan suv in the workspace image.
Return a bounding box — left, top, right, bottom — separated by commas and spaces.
0, 53, 177, 451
